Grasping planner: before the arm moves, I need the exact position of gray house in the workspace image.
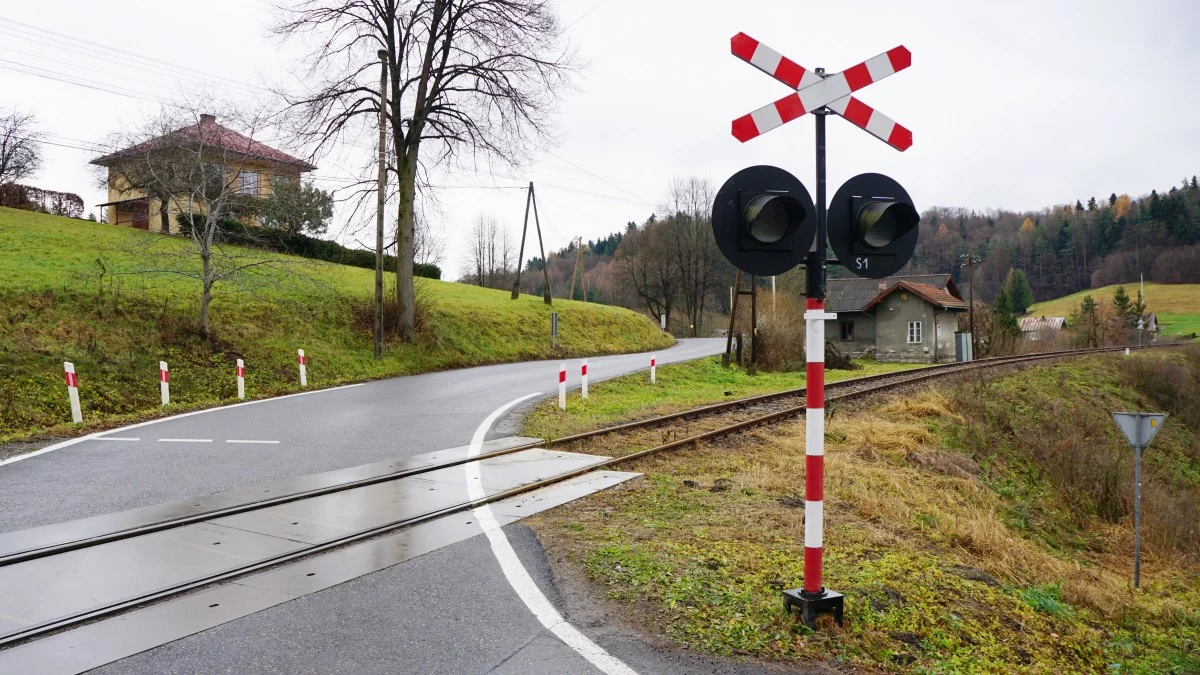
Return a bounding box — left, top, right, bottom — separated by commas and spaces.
824, 274, 968, 363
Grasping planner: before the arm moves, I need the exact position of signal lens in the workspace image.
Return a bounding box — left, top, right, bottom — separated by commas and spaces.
744, 195, 798, 244
856, 201, 918, 249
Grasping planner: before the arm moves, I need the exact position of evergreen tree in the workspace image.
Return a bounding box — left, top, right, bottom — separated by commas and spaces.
1087, 196, 1098, 211
1005, 268, 1034, 314
1134, 290, 1147, 327
992, 287, 1019, 334
1109, 193, 1118, 206
1112, 286, 1133, 327
1191, 176, 1198, 191
1075, 199, 1084, 212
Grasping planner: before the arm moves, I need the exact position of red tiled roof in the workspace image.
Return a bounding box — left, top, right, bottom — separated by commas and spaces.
91, 115, 316, 172
862, 280, 968, 311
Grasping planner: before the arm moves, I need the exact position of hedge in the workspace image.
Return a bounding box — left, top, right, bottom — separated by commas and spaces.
176, 214, 441, 279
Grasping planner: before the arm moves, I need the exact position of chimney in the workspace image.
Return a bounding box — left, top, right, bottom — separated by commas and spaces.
200, 114, 216, 124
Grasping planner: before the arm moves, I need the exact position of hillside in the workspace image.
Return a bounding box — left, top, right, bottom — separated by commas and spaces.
1027, 282, 1200, 338
0, 207, 672, 440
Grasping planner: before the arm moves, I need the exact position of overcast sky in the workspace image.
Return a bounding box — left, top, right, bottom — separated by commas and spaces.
4, 0, 1199, 279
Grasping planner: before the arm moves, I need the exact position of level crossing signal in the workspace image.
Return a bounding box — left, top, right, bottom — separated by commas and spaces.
713, 31, 921, 629
711, 165, 816, 277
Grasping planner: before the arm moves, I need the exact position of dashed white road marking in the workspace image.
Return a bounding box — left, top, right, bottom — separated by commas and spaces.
157, 438, 213, 443
225, 440, 280, 444
93, 437, 140, 442
466, 393, 638, 675
0, 382, 366, 468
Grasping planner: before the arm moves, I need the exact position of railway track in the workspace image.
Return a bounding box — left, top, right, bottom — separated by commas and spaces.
0, 344, 1175, 650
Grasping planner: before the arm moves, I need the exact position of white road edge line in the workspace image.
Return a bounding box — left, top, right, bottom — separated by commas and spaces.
157, 438, 213, 443
93, 437, 139, 441
466, 393, 638, 675
225, 440, 280, 444
0, 382, 366, 468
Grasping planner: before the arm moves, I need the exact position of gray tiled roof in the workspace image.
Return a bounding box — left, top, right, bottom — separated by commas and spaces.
824, 274, 955, 313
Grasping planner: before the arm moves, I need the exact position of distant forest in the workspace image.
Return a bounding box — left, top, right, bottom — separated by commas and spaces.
910, 176, 1200, 303
489, 174, 1200, 331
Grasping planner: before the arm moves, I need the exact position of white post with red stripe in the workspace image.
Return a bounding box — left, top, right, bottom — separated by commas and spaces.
650, 354, 657, 384
63, 361, 82, 423
558, 362, 567, 410
236, 358, 245, 399
804, 299, 836, 594
159, 361, 170, 406
297, 349, 307, 386
581, 359, 589, 399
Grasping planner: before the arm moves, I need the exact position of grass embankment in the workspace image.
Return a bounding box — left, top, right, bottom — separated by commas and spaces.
0, 207, 672, 441
529, 351, 1200, 673
1028, 282, 1200, 339
522, 356, 926, 440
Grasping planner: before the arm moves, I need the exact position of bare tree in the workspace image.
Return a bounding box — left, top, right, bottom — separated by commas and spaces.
662, 177, 719, 336
97, 106, 307, 339
413, 209, 447, 267
462, 213, 513, 288
276, 0, 573, 341
0, 108, 42, 185
616, 218, 677, 326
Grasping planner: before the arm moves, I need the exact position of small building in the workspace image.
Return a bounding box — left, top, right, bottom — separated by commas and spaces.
1019, 316, 1066, 341
825, 274, 969, 363
91, 114, 316, 233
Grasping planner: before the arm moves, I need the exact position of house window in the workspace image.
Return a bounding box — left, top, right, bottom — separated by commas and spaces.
839, 321, 855, 342
238, 171, 260, 196
907, 321, 923, 344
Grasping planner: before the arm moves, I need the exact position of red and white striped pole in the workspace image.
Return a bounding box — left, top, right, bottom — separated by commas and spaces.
159, 361, 170, 406
804, 298, 827, 594
236, 358, 245, 399
558, 362, 567, 410
581, 359, 589, 399
63, 361, 82, 423
297, 349, 307, 386
650, 354, 657, 384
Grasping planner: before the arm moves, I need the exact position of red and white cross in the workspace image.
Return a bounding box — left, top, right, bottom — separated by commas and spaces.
730, 33, 912, 150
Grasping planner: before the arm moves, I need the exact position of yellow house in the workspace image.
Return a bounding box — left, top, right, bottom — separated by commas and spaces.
91, 114, 317, 233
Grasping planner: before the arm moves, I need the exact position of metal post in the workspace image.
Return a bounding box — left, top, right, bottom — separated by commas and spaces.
1134, 444, 1143, 589
803, 104, 828, 598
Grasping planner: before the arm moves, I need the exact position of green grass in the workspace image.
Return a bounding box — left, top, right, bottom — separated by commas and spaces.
522, 356, 926, 440
0, 207, 673, 440
529, 352, 1200, 673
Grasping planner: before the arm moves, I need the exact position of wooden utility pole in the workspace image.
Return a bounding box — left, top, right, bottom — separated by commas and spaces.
511, 185, 534, 300
960, 253, 980, 358
510, 182, 552, 305
568, 237, 585, 301
373, 49, 387, 360
724, 269, 742, 366
749, 275, 758, 375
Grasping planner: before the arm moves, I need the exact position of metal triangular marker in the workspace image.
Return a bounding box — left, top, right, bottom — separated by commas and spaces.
1112, 412, 1167, 449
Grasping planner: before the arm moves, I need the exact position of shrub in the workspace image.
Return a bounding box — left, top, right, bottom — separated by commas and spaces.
176, 213, 441, 279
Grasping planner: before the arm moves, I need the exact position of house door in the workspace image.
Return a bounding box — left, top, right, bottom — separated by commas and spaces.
132, 201, 150, 230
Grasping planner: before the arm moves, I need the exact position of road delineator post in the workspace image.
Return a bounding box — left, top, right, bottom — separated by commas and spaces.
650, 355, 657, 384
236, 359, 245, 399
581, 359, 589, 399
159, 361, 170, 406
558, 362, 566, 410
298, 349, 308, 387
63, 361, 82, 423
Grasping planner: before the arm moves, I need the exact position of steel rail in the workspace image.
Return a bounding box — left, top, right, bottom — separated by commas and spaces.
0, 345, 1169, 567
0, 344, 1177, 648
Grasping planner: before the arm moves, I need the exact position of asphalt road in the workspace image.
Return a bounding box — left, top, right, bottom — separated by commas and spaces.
0, 338, 723, 534
1, 338, 732, 674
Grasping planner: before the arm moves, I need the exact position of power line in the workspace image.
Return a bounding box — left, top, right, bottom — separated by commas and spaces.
562, 0, 610, 31
0, 60, 169, 104
544, 150, 653, 205
0, 17, 263, 95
